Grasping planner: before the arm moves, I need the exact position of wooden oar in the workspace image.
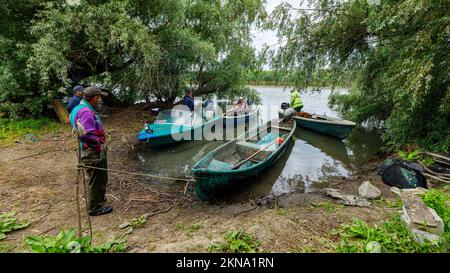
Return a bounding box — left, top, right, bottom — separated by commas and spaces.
240, 122, 290, 142
232, 133, 289, 170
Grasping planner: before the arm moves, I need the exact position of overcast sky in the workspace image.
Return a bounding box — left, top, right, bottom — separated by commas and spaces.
251, 0, 308, 52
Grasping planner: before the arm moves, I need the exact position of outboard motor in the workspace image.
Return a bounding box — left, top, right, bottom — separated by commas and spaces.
280, 102, 290, 110
278, 102, 295, 120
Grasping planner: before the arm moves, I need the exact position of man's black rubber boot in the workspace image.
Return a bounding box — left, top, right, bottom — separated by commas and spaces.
89, 205, 113, 216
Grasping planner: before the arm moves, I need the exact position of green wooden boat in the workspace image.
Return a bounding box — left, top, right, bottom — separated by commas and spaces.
292, 114, 356, 139
137, 109, 221, 147
192, 118, 296, 200
222, 105, 260, 128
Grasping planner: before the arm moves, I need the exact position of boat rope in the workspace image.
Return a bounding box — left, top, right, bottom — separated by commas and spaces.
76, 164, 196, 182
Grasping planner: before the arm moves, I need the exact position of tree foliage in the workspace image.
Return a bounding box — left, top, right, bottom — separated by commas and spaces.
0, 0, 265, 117
266, 0, 449, 152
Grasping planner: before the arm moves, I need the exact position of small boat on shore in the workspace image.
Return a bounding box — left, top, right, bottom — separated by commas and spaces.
192, 118, 296, 200
137, 109, 221, 147
222, 106, 260, 128
292, 112, 356, 139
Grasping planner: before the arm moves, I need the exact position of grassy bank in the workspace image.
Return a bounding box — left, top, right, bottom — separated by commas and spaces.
246, 81, 350, 89
245, 69, 352, 89
0, 118, 61, 146
334, 187, 449, 253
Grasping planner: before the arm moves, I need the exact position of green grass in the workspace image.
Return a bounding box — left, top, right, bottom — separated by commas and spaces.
0, 243, 14, 253
175, 222, 185, 230
0, 118, 60, 145
207, 229, 261, 253
422, 188, 450, 245
26, 229, 126, 253
187, 223, 203, 236
334, 215, 445, 253
333, 188, 449, 253
373, 197, 403, 209
310, 201, 344, 213
275, 207, 294, 216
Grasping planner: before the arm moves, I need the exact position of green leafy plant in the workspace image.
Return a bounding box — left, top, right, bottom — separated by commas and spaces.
0, 211, 29, 240
397, 149, 435, 166
422, 189, 450, 244
334, 216, 444, 253
187, 223, 203, 237
26, 229, 126, 253
419, 157, 435, 167
1, 0, 266, 117
119, 214, 148, 234
208, 229, 261, 253
373, 197, 403, 209
268, 0, 449, 152
398, 150, 421, 161
0, 118, 59, 145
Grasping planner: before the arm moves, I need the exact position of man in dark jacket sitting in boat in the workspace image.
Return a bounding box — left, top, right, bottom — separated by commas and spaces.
183, 90, 194, 111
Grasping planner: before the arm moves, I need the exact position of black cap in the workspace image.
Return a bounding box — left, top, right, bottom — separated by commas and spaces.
83, 86, 108, 97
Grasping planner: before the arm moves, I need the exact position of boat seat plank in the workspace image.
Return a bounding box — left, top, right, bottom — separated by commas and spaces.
271, 125, 292, 131
236, 141, 272, 162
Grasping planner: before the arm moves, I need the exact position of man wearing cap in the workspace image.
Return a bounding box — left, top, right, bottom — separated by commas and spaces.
67, 85, 84, 113
183, 90, 194, 111
70, 86, 112, 216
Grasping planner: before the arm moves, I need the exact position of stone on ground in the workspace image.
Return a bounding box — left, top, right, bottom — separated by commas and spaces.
400, 189, 444, 245
325, 188, 372, 208
358, 181, 381, 199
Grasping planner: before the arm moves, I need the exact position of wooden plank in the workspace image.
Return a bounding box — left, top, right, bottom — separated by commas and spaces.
52, 100, 70, 124
272, 125, 292, 131
232, 133, 289, 170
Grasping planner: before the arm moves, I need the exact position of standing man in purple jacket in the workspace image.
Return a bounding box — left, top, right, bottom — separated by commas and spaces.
70, 86, 112, 216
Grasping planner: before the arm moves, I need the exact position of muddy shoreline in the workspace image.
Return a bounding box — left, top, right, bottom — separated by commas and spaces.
0, 106, 398, 252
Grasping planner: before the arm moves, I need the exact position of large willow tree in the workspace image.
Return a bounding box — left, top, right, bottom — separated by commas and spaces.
0, 0, 265, 117
266, 0, 449, 152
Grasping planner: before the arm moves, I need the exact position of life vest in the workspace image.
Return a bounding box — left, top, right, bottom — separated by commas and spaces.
290, 91, 303, 108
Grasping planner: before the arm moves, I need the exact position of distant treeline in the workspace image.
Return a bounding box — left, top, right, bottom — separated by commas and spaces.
245, 69, 352, 88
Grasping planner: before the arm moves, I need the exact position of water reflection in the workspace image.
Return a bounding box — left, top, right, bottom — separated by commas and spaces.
137, 139, 225, 191
271, 135, 350, 194
344, 127, 383, 168
136, 85, 383, 200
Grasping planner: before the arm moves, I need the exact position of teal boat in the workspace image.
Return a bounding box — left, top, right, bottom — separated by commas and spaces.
292, 114, 356, 139
137, 109, 221, 147
222, 105, 260, 128
192, 118, 296, 200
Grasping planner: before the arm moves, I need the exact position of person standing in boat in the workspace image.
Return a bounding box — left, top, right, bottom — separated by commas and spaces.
183, 90, 195, 111
67, 85, 84, 113
70, 86, 112, 216
290, 89, 303, 112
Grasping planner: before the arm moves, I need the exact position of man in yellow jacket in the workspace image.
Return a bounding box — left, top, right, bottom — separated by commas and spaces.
290, 89, 303, 112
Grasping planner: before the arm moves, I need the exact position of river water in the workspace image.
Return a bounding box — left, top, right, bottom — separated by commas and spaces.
137, 85, 382, 200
